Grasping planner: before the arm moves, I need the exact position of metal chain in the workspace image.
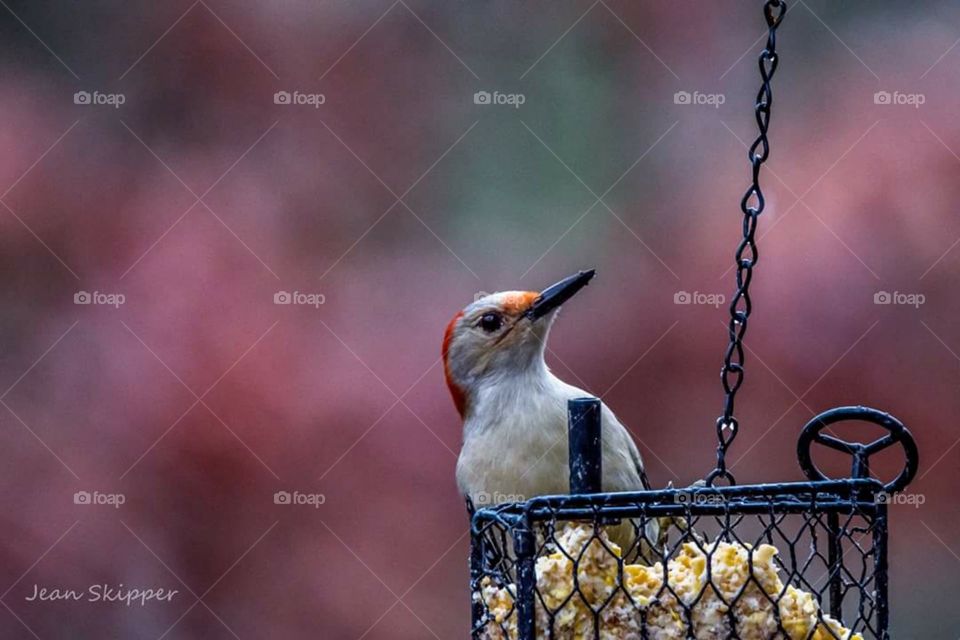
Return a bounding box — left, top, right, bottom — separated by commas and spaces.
707, 0, 787, 486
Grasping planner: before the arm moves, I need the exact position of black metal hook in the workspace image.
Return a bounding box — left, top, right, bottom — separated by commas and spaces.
797, 406, 919, 493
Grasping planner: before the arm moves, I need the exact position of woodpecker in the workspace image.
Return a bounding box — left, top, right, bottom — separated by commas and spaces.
444, 269, 662, 555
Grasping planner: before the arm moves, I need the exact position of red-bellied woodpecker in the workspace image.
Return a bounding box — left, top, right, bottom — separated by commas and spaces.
444, 269, 663, 555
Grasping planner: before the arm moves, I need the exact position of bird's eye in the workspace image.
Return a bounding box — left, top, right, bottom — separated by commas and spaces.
478, 312, 503, 333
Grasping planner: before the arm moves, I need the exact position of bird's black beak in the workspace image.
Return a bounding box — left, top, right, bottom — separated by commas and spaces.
525, 269, 596, 321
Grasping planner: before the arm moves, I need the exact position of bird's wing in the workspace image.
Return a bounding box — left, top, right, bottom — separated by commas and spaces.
628, 436, 651, 490
600, 403, 651, 490
551, 378, 648, 491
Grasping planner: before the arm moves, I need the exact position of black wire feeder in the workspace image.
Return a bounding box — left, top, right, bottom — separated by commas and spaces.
468, 2, 919, 638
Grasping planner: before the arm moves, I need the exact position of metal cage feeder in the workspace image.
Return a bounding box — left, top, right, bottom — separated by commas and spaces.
469, 402, 918, 639
467, 2, 920, 638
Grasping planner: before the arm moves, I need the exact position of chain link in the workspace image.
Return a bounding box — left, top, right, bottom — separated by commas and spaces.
707, 0, 787, 487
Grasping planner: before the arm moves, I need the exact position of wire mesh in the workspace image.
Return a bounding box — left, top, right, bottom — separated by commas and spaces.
471, 481, 888, 640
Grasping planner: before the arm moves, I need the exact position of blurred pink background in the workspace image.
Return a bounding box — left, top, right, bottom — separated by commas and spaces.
0, 1, 957, 637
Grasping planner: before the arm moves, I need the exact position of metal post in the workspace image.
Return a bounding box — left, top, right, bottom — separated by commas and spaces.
826, 511, 843, 619
513, 523, 537, 639
874, 503, 890, 639
568, 397, 602, 494
469, 529, 484, 635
